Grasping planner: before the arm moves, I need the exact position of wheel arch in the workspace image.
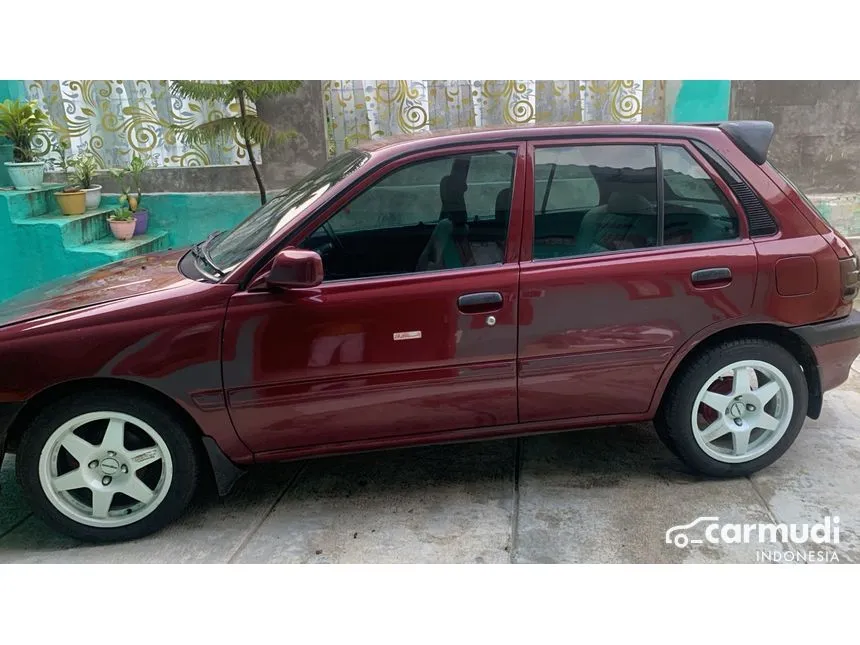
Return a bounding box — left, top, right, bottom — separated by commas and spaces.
654, 323, 822, 420
4, 377, 245, 495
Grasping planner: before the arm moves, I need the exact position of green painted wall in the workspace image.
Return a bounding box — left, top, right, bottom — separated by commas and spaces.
0, 144, 12, 187
0, 188, 105, 301
0, 189, 259, 301
0, 80, 26, 102
669, 80, 731, 122
0, 81, 27, 187
136, 192, 260, 247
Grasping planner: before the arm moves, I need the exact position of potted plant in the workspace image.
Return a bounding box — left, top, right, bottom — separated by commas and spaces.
0, 99, 50, 190
107, 207, 136, 240
68, 153, 102, 209
54, 184, 86, 215
110, 154, 150, 234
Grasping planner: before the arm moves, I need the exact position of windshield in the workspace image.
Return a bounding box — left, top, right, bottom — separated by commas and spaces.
206, 149, 370, 272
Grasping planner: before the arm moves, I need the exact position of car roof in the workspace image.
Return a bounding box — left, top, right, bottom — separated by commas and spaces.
353, 120, 775, 166
354, 122, 716, 151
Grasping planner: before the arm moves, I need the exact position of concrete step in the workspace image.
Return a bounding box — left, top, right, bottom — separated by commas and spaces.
68, 229, 171, 262
13, 206, 115, 247
0, 183, 66, 218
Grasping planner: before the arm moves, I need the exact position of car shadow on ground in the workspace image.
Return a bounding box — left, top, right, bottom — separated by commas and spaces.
226, 422, 701, 507
0, 422, 705, 562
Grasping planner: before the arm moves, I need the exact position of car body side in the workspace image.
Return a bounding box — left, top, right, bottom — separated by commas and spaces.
1, 123, 858, 485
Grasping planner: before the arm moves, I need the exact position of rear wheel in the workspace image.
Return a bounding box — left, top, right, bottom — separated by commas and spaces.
656, 339, 808, 477
16, 391, 200, 542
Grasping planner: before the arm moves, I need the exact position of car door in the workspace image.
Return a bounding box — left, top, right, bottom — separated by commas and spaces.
222, 142, 526, 456
517, 138, 758, 423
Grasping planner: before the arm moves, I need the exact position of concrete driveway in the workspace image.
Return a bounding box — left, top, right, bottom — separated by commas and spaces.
2, 362, 859, 564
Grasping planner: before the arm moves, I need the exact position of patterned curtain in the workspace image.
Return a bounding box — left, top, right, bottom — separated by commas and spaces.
25, 80, 254, 170
324, 80, 666, 156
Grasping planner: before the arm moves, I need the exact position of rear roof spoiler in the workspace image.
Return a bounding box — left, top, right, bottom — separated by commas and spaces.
714, 121, 774, 165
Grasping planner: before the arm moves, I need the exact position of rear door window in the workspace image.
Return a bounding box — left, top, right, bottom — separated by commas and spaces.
661, 146, 738, 245
532, 144, 658, 259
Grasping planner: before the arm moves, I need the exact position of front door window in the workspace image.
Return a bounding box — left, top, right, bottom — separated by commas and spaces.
299, 149, 517, 281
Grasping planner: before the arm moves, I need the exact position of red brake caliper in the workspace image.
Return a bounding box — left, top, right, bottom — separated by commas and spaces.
700, 376, 733, 426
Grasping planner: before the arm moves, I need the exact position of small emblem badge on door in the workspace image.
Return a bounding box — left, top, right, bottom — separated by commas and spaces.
393, 331, 422, 341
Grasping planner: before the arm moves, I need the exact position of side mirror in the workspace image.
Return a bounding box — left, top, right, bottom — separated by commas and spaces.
266, 248, 323, 289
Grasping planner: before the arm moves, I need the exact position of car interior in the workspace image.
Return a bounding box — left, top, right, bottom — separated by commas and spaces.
299, 150, 739, 280
300, 153, 514, 281
533, 163, 738, 259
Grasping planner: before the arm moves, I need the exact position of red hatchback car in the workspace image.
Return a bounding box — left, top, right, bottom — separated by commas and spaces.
2, 121, 859, 542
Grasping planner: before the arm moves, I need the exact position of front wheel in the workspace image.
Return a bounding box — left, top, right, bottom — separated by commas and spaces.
16, 391, 200, 542
656, 339, 808, 477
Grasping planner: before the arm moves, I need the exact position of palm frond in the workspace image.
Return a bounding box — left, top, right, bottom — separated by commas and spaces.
170, 81, 237, 104
237, 115, 278, 146
244, 80, 302, 101
171, 117, 239, 145
269, 128, 299, 145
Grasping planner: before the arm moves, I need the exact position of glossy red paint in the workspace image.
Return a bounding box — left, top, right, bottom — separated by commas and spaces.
517, 137, 757, 423
0, 252, 251, 463
775, 257, 817, 296
263, 248, 324, 290
223, 141, 527, 454
1, 122, 860, 470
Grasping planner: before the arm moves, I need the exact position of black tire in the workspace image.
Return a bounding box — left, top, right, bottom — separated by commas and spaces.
16, 390, 200, 542
655, 339, 808, 477
653, 419, 681, 459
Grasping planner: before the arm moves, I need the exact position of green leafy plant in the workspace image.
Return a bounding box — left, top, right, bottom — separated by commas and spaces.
109, 154, 148, 211
54, 138, 72, 174
68, 153, 99, 189
109, 207, 134, 222
126, 155, 147, 209
108, 167, 131, 205
170, 80, 302, 204
0, 99, 51, 163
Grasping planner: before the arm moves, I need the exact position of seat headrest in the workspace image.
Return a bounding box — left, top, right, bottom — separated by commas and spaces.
606, 191, 655, 214
440, 174, 468, 226
495, 188, 512, 223
440, 175, 467, 203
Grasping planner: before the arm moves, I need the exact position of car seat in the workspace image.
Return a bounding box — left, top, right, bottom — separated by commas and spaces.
574, 192, 657, 254
416, 175, 475, 271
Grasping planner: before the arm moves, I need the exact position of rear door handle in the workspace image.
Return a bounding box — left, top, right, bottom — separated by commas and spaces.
458, 291, 503, 314
691, 267, 732, 286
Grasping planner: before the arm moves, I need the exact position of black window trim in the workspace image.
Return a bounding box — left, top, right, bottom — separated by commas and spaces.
656, 143, 665, 246
691, 140, 779, 237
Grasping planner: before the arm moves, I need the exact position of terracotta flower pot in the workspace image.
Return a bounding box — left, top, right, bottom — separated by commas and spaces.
55, 189, 86, 216
109, 217, 137, 240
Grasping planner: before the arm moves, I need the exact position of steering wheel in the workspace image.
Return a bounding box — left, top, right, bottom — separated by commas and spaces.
324, 221, 346, 253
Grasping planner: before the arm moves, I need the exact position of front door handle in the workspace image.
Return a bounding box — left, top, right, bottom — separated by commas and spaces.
691, 267, 732, 286
458, 291, 503, 314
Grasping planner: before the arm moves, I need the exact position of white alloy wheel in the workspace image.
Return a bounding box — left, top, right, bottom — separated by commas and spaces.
691, 360, 794, 464
37, 411, 173, 528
